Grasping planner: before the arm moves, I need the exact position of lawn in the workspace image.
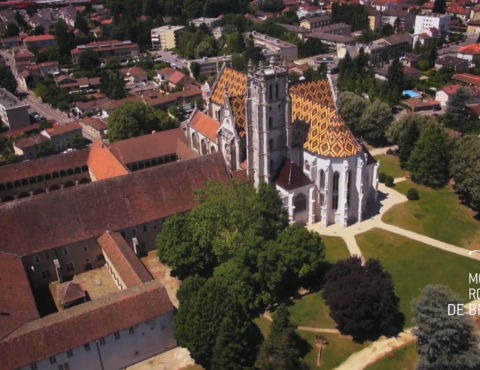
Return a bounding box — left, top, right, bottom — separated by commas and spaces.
298, 331, 369, 370
383, 180, 480, 249
365, 343, 417, 370
253, 315, 271, 339
374, 154, 406, 179
287, 237, 349, 329
356, 228, 480, 326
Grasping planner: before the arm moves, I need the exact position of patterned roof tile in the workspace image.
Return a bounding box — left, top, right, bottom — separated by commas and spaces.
211, 67, 247, 106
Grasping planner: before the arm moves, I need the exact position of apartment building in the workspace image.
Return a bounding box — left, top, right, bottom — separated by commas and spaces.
368, 8, 382, 31
368, 33, 414, 63
0, 88, 30, 130
23, 34, 56, 48
187, 55, 231, 76
151, 25, 185, 50
190, 17, 222, 30
309, 23, 352, 36
71, 40, 139, 64
248, 31, 298, 60
414, 13, 450, 34
299, 15, 331, 30
381, 9, 416, 32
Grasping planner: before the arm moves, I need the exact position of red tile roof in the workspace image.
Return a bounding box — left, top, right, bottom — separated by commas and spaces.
452, 73, 480, 86
0, 153, 230, 257
0, 149, 90, 184
108, 128, 193, 165
79, 116, 109, 131
0, 123, 40, 139
58, 282, 85, 305
168, 71, 186, 85
0, 252, 39, 341
14, 49, 34, 59
441, 84, 461, 95
98, 231, 153, 288
23, 34, 55, 42
274, 158, 312, 190
13, 134, 48, 149
44, 122, 81, 137
120, 66, 147, 77
0, 281, 173, 370
157, 67, 177, 76
189, 110, 220, 142
87, 139, 129, 180
458, 43, 480, 55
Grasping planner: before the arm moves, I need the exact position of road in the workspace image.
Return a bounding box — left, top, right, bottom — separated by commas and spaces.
438, 33, 478, 56
0, 50, 69, 124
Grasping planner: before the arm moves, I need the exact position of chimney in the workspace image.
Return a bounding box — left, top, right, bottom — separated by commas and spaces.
152, 130, 156, 134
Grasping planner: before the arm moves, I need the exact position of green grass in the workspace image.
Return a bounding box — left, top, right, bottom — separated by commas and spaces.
374, 154, 406, 179
365, 343, 417, 370
322, 236, 350, 263
383, 180, 480, 249
356, 228, 480, 326
287, 236, 349, 329
253, 315, 271, 339
298, 331, 369, 370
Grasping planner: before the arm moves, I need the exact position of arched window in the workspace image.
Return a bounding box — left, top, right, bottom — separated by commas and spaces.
270, 159, 274, 173
319, 169, 325, 206
67, 169, 74, 176
294, 193, 307, 213
269, 139, 274, 152
60, 170, 66, 177
304, 160, 310, 171
138, 162, 145, 169
45, 174, 52, 181
21, 179, 28, 186
211, 146, 216, 153
332, 172, 340, 211
347, 170, 352, 208
269, 117, 273, 130
52, 172, 59, 179
192, 133, 199, 151
201, 139, 208, 155
269, 84, 273, 100
276, 83, 279, 100
14, 181, 20, 188
82, 165, 88, 172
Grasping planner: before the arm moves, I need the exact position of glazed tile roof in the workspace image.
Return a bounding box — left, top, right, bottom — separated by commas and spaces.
230, 95, 247, 137
211, 66, 247, 106
289, 79, 335, 107
291, 93, 362, 158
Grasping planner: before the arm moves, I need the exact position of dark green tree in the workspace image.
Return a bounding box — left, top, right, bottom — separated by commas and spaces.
0, 67, 18, 95
74, 11, 90, 35
190, 61, 201, 78
106, 57, 120, 68
408, 122, 451, 188
211, 317, 248, 370
26, 3, 38, 17
399, 120, 420, 169
34, 25, 45, 35
433, 0, 446, 13
386, 57, 405, 104
337, 91, 370, 132
412, 285, 480, 370
70, 133, 84, 147
358, 100, 393, 142
257, 304, 310, 370
446, 87, 472, 127
5, 23, 19, 37
78, 49, 101, 71
37, 140, 55, 157
227, 32, 246, 54
54, 19, 76, 56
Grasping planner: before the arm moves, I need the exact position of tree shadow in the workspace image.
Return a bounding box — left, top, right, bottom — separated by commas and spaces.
295, 331, 313, 359
244, 321, 264, 367
348, 311, 406, 344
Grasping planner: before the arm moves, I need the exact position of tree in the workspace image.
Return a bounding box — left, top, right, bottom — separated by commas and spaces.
39, 120, 53, 130
106, 57, 120, 68
446, 87, 472, 127
106, 101, 178, 141
407, 188, 420, 200
37, 140, 55, 157
70, 133, 84, 147
399, 120, 420, 169
26, 3, 38, 17
299, 38, 328, 58
385, 175, 394, 187
54, 19, 76, 57
196, 41, 215, 58
358, 100, 393, 142
190, 96, 204, 110
227, 32, 246, 54
450, 135, 480, 211
323, 256, 404, 341
386, 114, 433, 143
256, 305, 309, 370
259, 0, 285, 12
412, 285, 480, 370
432, 0, 446, 13
0, 67, 18, 95
386, 58, 404, 104
211, 317, 248, 370
4, 23, 19, 37
337, 91, 370, 133
190, 61, 201, 79
78, 49, 101, 71
34, 25, 45, 35
174, 276, 251, 368
408, 122, 451, 188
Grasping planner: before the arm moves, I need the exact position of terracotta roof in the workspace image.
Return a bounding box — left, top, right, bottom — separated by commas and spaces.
458, 43, 480, 55
232, 169, 249, 183
168, 71, 186, 84
189, 110, 220, 141
274, 158, 312, 190
157, 67, 177, 76
0, 252, 39, 341
176, 139, 200, 160
441, 84, 461, 95
58, 282, 85, 305
108, 128, 192, 165
0, 149, 90, 184
79, 116, 108, 131
452, 73, 480, 87
13, 134, 48, 149
289, 79, 335, 107
292, 94, 362, 158
141, 86, 202, 108
404, 98, 440, 108
120, 66, 147, 77
0, 281, 173, 370
45, 122, 81, 136
211, 66, 248, 107
87, 139, 129, 180
98, 231, 153, 288
0, 153, 229, 257
24, 34, 55, 42
301, 15, 331, 23
0, 123, 40, 139
100, 96, 141, 111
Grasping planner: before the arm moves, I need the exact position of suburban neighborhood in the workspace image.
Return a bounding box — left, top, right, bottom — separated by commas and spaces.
1, 0, 480, 369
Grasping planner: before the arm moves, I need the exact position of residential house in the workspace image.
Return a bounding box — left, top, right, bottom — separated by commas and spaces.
0, 88, 30, 130
404, 98, 441, 111
212, 27, 223, 39
73, 97, 110, 116
38, 61, 60, 77
368, 33, 413, 63
71, 40, 139, 64
168, 71, 197, 90
435, 84, 480, 106
190, 17, 222, 30
421, 2, 435, 13
120, 66, 148, 85
435, 55, 468, 72
55, 76, 101, 93
79, 116, 109, 140
23, 34, 56, 49
280, 25, 312, 40
288, 62, 311, 76
299, 15, 331, 30
381, 9, 416, 32
13, 133, 48, 159
446, 4, 469, 22
141, 85, 202, 110
58, 5, 77, 27
367, 7, 382, 30
248, 31, 298, 60
402, 52, 425, 67
375, 65, 422, 80
1, 36, 21, 48
457, 43, 480, 65
156, 67, 177, 81
372, 0, 395, 11
28, 14, 53, 30
187, 55, 232, 76
452, 72, 480, 87
99, 96, 142, 118
244, 13, 263, 24
296, 5, 326, 19
40, 122, 84, 151
470, 7, 480, 23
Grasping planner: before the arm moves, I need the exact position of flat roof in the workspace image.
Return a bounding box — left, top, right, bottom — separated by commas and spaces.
0, 88, 28, 110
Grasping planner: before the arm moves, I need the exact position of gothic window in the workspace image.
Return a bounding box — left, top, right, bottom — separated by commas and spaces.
211, 146, 216, 153
269, 84, 273, 100
269, 139, 274, 152
276, 83, 279, 100
294, 193, 307, 213
201, 139, 207, 155
192, 133, 199, 151
304, 160, 310, 171
319, 169, 325, 190
332, 172, 340, 211
270, 159, 274, 173
269, 117, 273, 130
346, 170, 352, 208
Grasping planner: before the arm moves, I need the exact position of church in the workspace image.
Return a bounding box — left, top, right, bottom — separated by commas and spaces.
186, 57, 379, 227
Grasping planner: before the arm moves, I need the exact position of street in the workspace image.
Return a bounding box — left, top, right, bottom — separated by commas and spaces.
438, 33, 478, 56
0, 49, 69, 124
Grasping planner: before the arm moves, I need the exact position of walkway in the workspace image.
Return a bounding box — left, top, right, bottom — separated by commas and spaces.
307, 178, 480, 262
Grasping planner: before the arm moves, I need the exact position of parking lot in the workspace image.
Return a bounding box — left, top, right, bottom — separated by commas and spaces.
149, 50, 188, 70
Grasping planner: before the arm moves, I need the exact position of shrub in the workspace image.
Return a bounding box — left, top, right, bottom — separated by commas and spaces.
379, 172, 387, 183
386, 148, 393, 155
407, 188, 420, 200
385, 176, 394, 187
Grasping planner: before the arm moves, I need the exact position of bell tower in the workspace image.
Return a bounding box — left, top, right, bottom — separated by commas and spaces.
246, 57, 292, 188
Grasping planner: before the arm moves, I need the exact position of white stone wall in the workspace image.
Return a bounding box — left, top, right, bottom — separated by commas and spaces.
20, 312, 176, 370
